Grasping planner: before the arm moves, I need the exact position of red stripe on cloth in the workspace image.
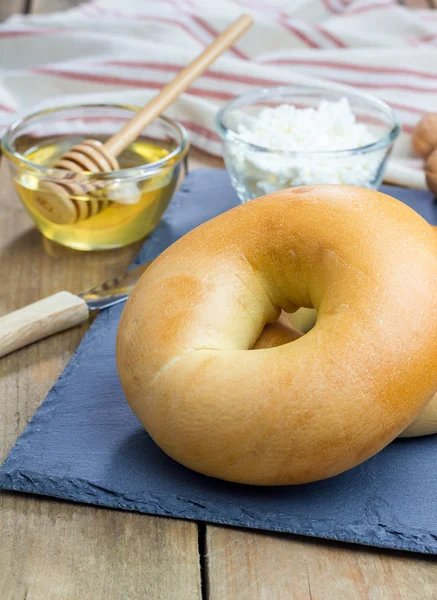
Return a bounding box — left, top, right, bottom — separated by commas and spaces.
86, 5, 206, 47
32, 67, 235, 101
321, 0, 343, 14
315, 25, 346, 48
261, 58, 437, 82
191, 15, 248, 60
135, 15, 206, 46
388, 101, 424, 115
280, 18, 347, 49
0, 28, 64, 38
180, 120, 220, 142
31, 65, 426, 121
106, 60, 181, 70
0, 104, 16, 113
149, 0, 193, 10
105, 58, 437, 94
412, 34, 437, 47
105, 60, 288, 88
346, 0, 395, 15
279, 15, 321, 48
315, 75, 437, 93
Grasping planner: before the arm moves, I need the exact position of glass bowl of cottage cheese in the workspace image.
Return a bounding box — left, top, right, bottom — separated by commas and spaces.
216, 84, 400, 202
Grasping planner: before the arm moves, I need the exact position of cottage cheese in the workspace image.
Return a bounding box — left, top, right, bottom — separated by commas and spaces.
226, 98, 384, 200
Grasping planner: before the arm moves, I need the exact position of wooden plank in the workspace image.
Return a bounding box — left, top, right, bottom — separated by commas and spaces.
0, 497, 201, 600
206, 526, 437, 600
403, 0, 432, 7
0, 151, 203, 600
0, 0, 26, 21
31, 0, 84, 13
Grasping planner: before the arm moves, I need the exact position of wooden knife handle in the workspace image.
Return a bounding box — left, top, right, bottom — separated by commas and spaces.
0, 292, 89, 358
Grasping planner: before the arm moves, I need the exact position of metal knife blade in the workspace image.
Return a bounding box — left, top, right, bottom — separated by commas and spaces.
0, 260, 154, 358
78, 260, 153, 311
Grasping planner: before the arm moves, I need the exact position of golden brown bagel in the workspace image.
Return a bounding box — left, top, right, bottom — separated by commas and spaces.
253, 313, 303, 349
256, 313, 437, 438
117, 185, 437, 486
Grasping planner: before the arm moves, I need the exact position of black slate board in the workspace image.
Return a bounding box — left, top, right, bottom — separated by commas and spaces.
2, 169, 437, 555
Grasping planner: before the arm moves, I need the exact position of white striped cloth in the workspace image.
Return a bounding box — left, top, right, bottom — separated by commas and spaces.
1, 0, 437, 188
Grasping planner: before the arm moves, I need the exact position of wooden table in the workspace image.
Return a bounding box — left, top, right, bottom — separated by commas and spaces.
1, 1, 437, 598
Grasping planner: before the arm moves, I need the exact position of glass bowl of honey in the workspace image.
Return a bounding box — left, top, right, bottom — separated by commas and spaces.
2, 104, 189, 250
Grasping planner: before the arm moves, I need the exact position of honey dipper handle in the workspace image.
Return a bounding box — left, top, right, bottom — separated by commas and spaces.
103, 13, 253, 158
0, 292, 89, 358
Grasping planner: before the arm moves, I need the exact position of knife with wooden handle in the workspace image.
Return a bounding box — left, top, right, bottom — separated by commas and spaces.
0, 261, 152, 358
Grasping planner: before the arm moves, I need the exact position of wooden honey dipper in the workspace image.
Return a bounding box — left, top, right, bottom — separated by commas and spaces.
34, 13, 253, 226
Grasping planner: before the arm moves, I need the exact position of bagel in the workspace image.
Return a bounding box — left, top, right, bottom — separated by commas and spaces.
261, 311, 437, 438
117, 185, 437, 486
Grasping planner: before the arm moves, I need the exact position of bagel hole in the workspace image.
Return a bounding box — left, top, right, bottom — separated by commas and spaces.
252, 308, 317, 350
285, 307, 317, 334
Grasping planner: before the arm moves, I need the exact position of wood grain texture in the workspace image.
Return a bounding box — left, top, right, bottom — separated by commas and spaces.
0, 0, 26, 21
31, 0, 84, 13
0, 149, 203, 599
0, 498, 201, 600
206, 527, 437, 600
403, 0, 433, 7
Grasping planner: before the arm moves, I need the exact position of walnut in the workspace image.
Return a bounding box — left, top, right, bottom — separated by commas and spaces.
412, 113, 437, 159
425, 147, 437, 196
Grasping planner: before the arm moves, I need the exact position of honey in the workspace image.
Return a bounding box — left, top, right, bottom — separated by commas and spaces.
14, 137, 181, 250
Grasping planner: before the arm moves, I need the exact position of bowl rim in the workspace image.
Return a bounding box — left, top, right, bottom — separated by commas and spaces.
215, 84, 401, 156
1, 103, 189, 180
